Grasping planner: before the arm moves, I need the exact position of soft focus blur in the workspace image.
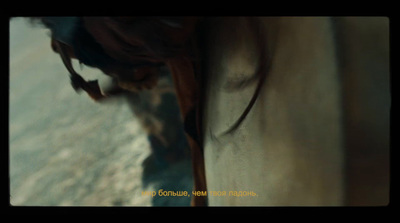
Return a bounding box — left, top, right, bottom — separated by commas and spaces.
9, 17, 192, 206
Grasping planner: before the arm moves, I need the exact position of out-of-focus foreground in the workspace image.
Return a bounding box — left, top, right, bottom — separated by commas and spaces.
9, 17, 192, 206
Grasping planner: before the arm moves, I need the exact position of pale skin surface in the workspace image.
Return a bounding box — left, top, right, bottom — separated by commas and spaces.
202, 17, 389, 206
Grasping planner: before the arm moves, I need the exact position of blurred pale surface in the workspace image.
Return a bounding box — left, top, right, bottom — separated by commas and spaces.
9, 17, 192, 206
